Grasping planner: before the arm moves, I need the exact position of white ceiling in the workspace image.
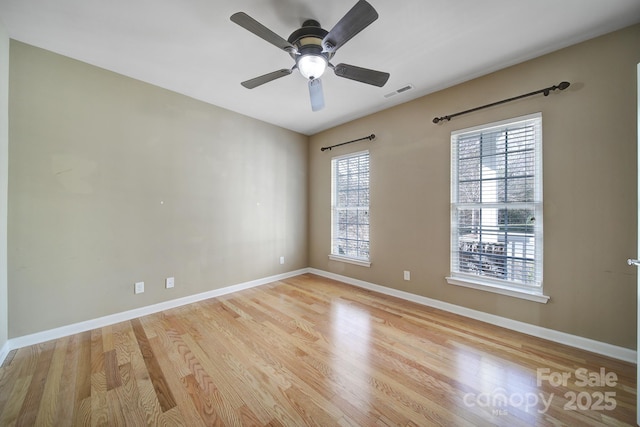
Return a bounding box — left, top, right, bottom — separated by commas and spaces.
1, 0, 639, 135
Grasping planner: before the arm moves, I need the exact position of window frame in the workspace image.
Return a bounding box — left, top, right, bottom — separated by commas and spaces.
329, 150, 371, 267
446, 113, 549, 303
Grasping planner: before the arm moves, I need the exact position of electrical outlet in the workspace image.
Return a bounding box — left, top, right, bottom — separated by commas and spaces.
166, 277, 175, 289
134, 281, 144, 294
279, 256, 285, 265
403, 271, 411, 281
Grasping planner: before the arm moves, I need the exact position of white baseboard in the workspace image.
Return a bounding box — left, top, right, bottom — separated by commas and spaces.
0, 268, 308, 365
0, 340, 10, 365
2, 268, 635, 366
309, 268, 637, 364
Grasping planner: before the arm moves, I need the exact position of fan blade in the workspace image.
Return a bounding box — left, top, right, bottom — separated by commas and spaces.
231, 12, 297, 53
241, 69, 293, 89
333, 63, 390, 87
309, 78, 325, 112
322, 0, 378, 53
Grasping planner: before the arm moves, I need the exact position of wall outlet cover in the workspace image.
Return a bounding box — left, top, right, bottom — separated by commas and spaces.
166, 277, 175, 289
134, 281, 144, 294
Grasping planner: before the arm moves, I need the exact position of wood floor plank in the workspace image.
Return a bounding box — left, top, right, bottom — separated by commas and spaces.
130, 317, 177, 413
91, 373, 108, 427
0, 357, 25, 413
187, 307, 300, 425
127, 327, 163, 420
15, 340, 56, 427
34, 335, 70, 426
59, 333, 83, 423
0, 375, 31, 426
210, 296, 356, 425
114, 362, 154, 426
157, 406, 188, 427
177, 333, 247, 425
1, 345, 39, 388
0, 273, 636, 426
102, 325, 114, 353
104, 349, 122, 391
90, 328, 104, 375
181, 373, 224, 426
112, 321, 136, 368
140, 327, 206, 427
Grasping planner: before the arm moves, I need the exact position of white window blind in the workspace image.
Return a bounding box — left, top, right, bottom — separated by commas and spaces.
331, 151, 370, 263
450, 113, 543, 291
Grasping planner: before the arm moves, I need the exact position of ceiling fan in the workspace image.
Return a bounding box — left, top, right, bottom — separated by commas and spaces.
230, 0, 390, 112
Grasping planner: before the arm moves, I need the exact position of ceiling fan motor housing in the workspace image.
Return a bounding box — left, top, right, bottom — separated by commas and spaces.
287, 20, 334, 64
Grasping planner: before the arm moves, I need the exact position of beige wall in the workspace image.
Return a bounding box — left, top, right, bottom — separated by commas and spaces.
0, 20, 8, 349
8, 41, 308, 337
309, 24, 640, 349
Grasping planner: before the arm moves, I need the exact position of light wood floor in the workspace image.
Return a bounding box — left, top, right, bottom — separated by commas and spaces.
0, 274, 635, 426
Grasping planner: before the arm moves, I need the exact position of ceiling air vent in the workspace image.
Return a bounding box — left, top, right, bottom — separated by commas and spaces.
384, 84, 414, 99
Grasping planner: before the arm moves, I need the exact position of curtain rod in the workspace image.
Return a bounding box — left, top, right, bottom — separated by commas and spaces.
320, 134, 375, 152
432, 81, 570, 124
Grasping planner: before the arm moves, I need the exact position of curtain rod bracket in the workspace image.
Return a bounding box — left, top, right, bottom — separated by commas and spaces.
321, 134, 375, 152
433, 81, 570, 124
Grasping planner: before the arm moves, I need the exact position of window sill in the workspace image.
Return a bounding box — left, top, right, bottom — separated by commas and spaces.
328, 255, 371, 268
446, 276, 550, 303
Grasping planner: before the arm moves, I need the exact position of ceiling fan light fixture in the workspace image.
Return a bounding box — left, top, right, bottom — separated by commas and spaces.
297, 54, 327, 79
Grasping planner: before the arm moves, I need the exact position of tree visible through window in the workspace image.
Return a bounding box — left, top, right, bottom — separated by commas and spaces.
331, 151, 370, 263
450, 114, 543, 290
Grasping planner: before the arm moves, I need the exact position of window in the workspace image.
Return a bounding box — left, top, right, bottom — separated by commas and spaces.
447, 113, 548, 303
330, 151, 370, 267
